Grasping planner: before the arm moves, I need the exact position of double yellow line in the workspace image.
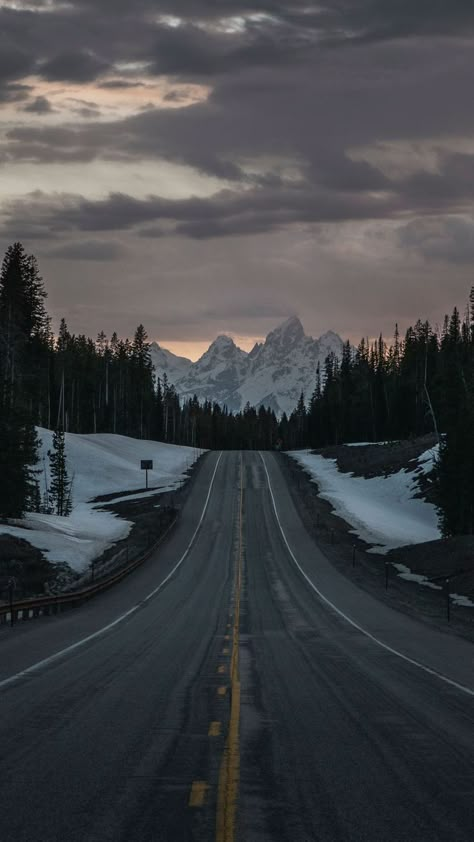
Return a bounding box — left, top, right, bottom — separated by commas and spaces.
216, 454, 243, 842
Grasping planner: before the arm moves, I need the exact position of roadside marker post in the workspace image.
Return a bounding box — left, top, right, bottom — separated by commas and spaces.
445, 579, 451, 622
8, 577, 16, 628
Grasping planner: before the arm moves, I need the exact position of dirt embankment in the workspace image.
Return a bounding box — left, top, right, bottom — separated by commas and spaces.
0, 535, 63, 601
278, 440, 474, 643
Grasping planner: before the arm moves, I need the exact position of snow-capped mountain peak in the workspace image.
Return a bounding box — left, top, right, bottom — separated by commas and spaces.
200, 334, 245, 362
150, 317, 345, 416
265, 315, 305, 348
149, 341, 192, 386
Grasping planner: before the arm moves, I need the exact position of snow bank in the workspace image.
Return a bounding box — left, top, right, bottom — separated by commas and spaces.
1, 430, 202, 572
289, 446, 441, 553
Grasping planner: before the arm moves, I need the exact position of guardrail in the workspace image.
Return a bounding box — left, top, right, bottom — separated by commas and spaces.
0, 515, 177, 628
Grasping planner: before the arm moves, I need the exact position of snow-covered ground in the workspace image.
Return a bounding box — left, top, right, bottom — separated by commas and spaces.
1, 430, 202, 572
289, 446, 441, 553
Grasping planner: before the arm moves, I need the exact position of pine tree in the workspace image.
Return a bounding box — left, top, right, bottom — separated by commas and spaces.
0, 409, 41, 518
131, 324, 154, 438
48, 429, 72, 516
470, 285, 474, 343
436, 406, 474, 536
0, 244, 45, 517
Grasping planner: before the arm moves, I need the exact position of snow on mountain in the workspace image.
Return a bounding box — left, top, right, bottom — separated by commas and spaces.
236, 317, 344, 416
149, 342, 192, 386
150, 317, 345, 416
177, 335, 249, 409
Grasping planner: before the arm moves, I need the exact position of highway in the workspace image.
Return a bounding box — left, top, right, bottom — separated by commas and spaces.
0, 451, 473, 841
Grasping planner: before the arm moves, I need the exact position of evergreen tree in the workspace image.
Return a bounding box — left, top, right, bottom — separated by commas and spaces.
436, 406, 474, 536
48, 429, 72, 516
0, 409, 40, 518
0, 243, 45, 517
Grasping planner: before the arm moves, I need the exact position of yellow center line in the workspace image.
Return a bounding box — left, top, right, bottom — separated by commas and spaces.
216, 453, 243, 842
218, 665, 226, 674
209, 721, 222, 737
189, 781, 209, 808
217, 686, 228, 696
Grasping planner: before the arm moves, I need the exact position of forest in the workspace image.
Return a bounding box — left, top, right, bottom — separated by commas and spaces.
0, 241, 473, 535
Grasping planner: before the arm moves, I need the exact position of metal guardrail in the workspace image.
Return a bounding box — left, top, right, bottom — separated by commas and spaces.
0, 516, 177, 628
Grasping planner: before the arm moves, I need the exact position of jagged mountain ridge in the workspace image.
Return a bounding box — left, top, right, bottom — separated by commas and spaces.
150, 316, 344, 416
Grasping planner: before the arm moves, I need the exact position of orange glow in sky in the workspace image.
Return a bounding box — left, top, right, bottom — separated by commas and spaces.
162, 335, 263, 361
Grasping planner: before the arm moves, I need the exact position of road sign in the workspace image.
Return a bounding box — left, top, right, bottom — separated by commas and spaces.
141, 459, 153, 489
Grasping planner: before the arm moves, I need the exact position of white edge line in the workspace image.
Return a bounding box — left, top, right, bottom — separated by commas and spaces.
259, 452, 474, 699
0, 452, 223, 692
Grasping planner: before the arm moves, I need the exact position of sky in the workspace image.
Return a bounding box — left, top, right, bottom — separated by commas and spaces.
1, 1, 474, 359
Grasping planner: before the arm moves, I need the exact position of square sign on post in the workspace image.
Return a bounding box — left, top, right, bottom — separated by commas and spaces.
141, 459, 153, 490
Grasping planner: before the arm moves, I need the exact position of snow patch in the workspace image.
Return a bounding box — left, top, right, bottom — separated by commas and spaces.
451, 593, 474, 608
392, 563, 442, 590
289, 446, 441, 553
0, 429, 203, 572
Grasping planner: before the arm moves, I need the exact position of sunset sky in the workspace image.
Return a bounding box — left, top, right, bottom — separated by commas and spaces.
1, 1, 474, 358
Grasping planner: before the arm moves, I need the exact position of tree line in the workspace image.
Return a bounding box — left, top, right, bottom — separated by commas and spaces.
0, 241, 473, 534
282, 296, 474, 535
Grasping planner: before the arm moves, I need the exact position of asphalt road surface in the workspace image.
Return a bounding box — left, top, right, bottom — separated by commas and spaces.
1, 451, 473, 842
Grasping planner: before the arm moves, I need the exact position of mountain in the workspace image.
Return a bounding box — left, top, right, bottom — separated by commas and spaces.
177, 335, 248, 408
151, 317, 345, 416
234, 317, 344, 415
149, 342, 192, 387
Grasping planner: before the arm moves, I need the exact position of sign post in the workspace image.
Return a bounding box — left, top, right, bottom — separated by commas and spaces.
141, 459, 153, 490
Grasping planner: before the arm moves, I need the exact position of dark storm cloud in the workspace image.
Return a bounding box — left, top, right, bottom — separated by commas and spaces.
61, 0, 474, 40
2, 0, 474, 344
39, 50, 110, 82
0, 45, 35, 83
22, 95, 54, 114
328, 0, 474, 43
0, 185, 400, 239
6, 144, 474, 243
147, 18, 313, 78
1, 1, 473, 96
98, 80, 145, 90
0, 82, 31, 104
3, 33, 474, 172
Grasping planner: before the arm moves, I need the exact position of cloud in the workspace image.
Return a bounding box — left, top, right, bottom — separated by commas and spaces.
0, 44, 35, 83
0, 184, 402, 242
98, 79, 145, 90
0, 0, 474, 347
6, 146, 474, 241
46, 239, 127, 260
22, 95, 54, 114
0, 82, 32, 104
38, 50, 110, 82
398, 216, 474, 264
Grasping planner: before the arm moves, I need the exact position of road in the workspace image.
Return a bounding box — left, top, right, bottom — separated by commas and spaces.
0, 451, 473, 841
